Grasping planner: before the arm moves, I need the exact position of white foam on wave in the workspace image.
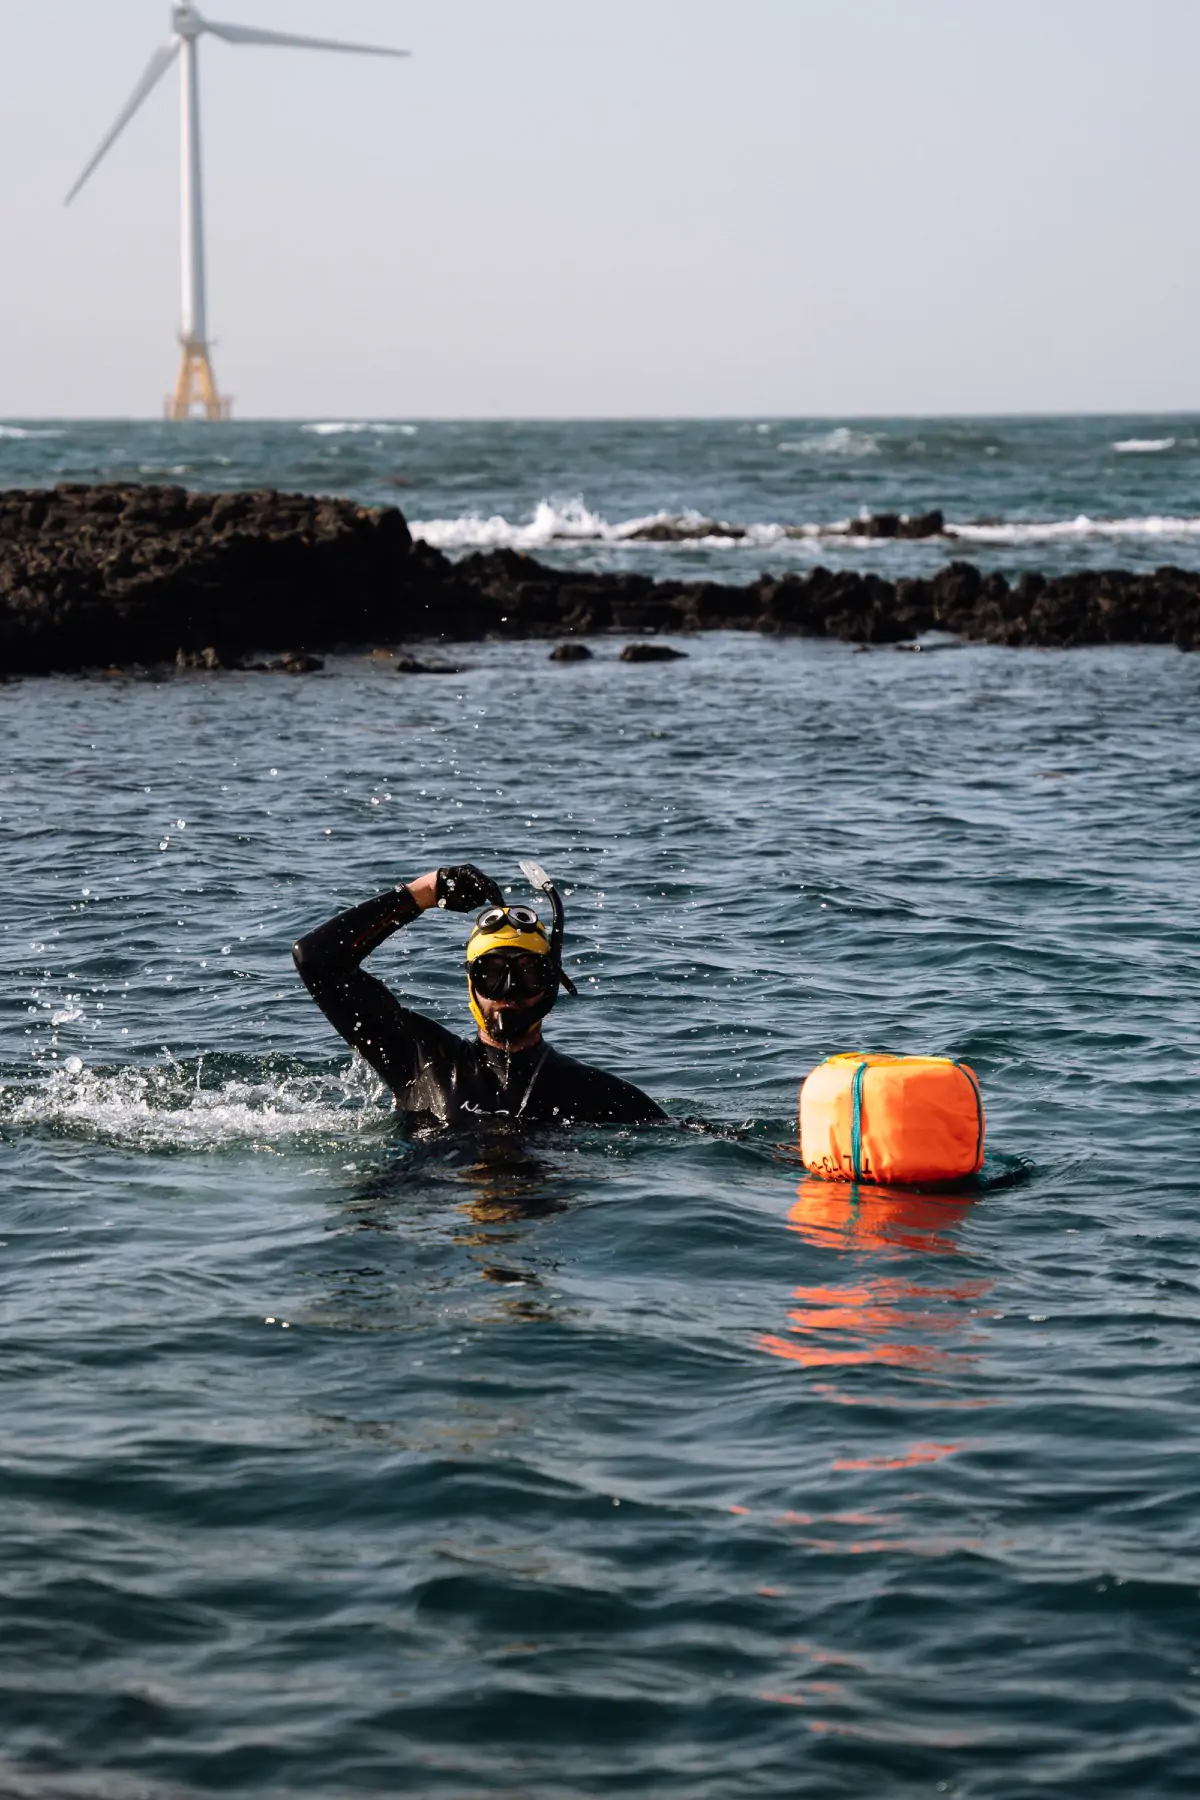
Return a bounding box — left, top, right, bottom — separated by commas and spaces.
302, 421, 418, 437
1113, 437, 1176, 453
0, 425, 64, 440
412, 494, 1200, 554
414, 497, 811, 552
414, 496, 610, 552
2, 1058, 389, 1151
777, 427, 882, 457
948, 513, 1200, 544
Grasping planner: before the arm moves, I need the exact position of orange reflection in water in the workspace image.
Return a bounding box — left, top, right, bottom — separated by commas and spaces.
786, 1177, 978, 1255
833, 1440, 957, 1471
757, 1178, 992, 1380
809, 1380, 987, 1410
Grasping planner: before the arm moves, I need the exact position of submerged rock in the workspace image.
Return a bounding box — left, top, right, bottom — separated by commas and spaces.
394, 655, 465, 674
884, 509, 944, 539
548, 643, 594, 662
625, 517, 746, 542
841, 510, 945, 540
175, 644, 232, 670
620, 643, 689, 662
269, 652, 324, 674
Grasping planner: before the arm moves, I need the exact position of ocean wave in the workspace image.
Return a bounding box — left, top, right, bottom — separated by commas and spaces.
0, 425, 64, 440
302, 421, 418, 437
414, 496, 613, 551
409, 507, 886, 551
949, 513, 1200, 544
1113, 437, 1176, 453
412, 496, 1200, 554
411, 498, 800, 552
777, 427, 882, 456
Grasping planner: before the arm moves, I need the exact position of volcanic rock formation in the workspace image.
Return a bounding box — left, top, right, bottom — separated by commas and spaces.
1, 484, 1198, 674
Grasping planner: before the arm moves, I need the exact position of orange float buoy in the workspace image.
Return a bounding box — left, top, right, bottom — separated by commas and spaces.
799, 1053, 985, 1187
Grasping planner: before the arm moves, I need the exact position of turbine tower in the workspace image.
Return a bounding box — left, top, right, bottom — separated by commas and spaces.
66, 3, 408, 421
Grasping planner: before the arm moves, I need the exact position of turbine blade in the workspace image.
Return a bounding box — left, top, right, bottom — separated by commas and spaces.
204, 21, 409, 57
65, 37, 181, 205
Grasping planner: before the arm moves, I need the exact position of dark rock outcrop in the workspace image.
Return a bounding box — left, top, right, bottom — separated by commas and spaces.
625, 517, 746, 542
175, 644, 230, 671
0, 484, 485, 675
548, 643, 593, 662
845, 510, 945, 540
2, 483, 1198, 673
394, 655, 465, 674
268, 652, 325, 674
620, 643, 689, 662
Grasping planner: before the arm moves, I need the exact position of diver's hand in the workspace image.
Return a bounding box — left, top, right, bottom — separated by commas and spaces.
432, 864, 504, 912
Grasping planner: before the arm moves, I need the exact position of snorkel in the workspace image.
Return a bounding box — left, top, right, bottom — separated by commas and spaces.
518, 859, 579, 999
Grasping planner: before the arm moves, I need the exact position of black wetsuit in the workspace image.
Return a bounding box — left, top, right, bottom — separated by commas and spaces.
293, 887, 665, 1129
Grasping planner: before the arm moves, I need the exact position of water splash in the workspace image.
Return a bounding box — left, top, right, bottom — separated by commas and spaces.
0, 1055, 391, 1152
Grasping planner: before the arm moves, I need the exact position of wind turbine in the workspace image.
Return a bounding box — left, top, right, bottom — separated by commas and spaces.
66, 3, 409, 421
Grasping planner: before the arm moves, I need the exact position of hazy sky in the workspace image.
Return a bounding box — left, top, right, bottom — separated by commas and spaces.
3, 1, 1198, 418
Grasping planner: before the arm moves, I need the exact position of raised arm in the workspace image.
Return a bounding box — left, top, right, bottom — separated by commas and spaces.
292, 864, 502, 1091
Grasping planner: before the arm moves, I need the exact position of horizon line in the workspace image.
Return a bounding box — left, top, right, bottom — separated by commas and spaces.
4, 408, 1200, 426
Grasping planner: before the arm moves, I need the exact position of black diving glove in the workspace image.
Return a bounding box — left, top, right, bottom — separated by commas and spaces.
434, 864, 504, 912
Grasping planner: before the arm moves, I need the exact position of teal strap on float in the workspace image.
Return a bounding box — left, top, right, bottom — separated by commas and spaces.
850, 1060, 868, 1180
953, 1060, 985, 1171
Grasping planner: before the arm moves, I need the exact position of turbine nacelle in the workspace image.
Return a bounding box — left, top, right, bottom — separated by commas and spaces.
172, 4, 201, 43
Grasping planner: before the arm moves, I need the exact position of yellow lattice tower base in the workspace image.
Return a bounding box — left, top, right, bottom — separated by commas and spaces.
166, 342, 232, 421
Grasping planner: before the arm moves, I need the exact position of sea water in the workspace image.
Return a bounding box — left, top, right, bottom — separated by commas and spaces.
6, 412, 1200, 579
3, 422, 1200, 1797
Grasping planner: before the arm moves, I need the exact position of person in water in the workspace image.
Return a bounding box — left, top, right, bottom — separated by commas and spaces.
293, 862, 664, 1128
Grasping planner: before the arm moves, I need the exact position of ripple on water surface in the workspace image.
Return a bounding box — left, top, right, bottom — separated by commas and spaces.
2, 636, 1199, 1797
